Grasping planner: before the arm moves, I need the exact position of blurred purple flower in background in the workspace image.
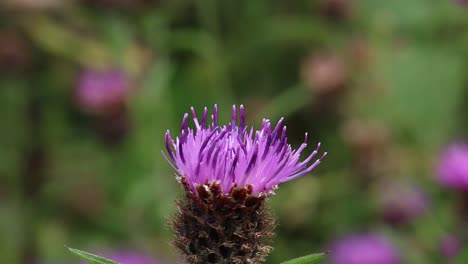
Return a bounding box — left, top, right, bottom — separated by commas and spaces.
301, 52, 348, 96
329, 233, 400, 264
437, 143, 468, 191
377, 181, 428, 225
0, 31, 31, 73
454, 0, 468, 5
318, 0, 354, 22
440, 235, 461, 260
81, 250, 159, 264
75, 68, 132, 115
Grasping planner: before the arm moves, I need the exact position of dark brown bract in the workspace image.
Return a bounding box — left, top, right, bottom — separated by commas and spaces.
171, 178, 275, 264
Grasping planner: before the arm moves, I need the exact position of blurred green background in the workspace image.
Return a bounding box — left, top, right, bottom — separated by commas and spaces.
0, 0, 467, 263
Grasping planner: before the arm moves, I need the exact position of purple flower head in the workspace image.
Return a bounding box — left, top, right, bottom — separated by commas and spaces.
80, 250, 159, 264
163, 105, 326, 195
75, 68, 131, 115
440, 235, 462, 259
329, 233, 400, 264
437, 143, 468, 191
377, 181, 428, 225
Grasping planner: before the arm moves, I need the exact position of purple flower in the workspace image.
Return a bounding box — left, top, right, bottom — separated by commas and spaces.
75, 68, 131, 115
437, 143, 468, 191
167, 105, 326, 263
163, 104, 326, 195
377, 181, 428, 225
329, 234, 400, 264
440, 235, 461, 259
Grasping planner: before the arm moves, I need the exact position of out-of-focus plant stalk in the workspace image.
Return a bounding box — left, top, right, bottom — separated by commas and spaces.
20, 83, 46, 264
456, 192, 468, 238
21, 15, 111, 68
21, 15, 151, 76
258, 85, 311, 122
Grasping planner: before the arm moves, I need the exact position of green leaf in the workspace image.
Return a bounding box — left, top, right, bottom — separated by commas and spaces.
281, 252, 326, 264
66, 247, 120, 264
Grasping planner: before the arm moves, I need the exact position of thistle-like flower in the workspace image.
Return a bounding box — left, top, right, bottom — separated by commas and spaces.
80, 250, 160, 264
437, 143, 468, 192
329, 233, 400, 264
440, 235, 462, 259
164, 105, 326, 264
74, 68, 132, 115
376, 181, 428, 225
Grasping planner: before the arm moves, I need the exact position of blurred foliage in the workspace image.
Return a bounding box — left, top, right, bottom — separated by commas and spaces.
0, 0, 467, 263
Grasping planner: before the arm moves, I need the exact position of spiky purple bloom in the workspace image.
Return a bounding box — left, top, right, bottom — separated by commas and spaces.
75, 68, 131, 115
437, 143, 468, 191
166, 105, 326, 264
329, 234, 400, 264
164, 104, 326, 195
